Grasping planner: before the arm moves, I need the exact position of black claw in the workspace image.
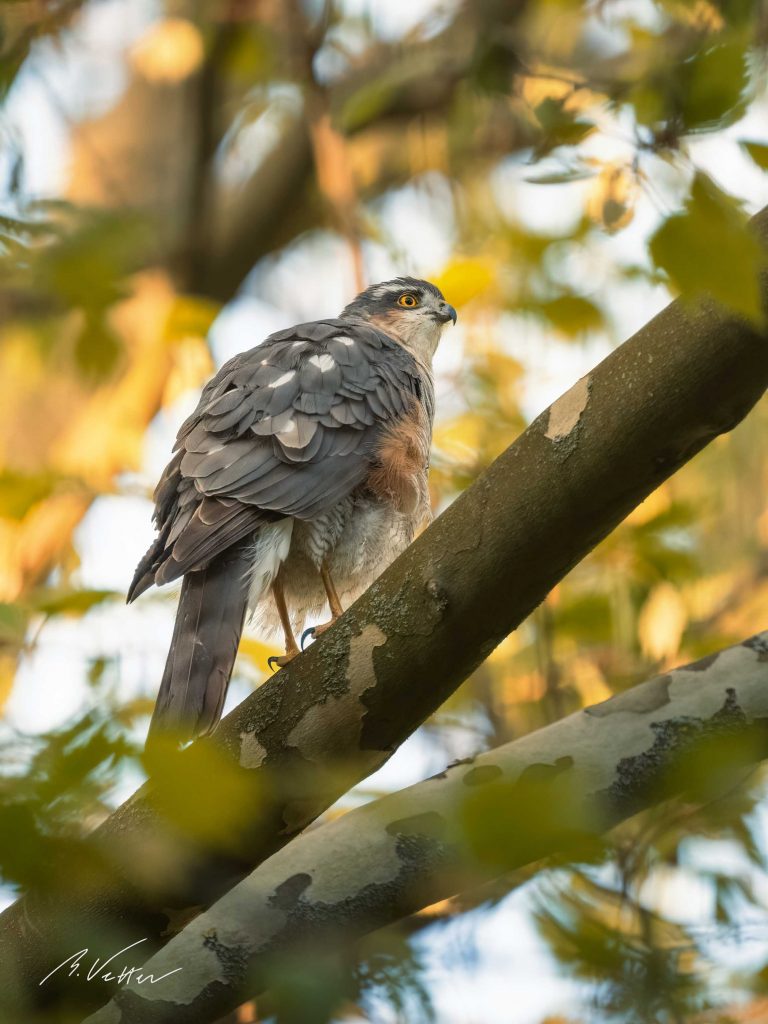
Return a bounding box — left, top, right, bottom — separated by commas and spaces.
301, 626, 316, 650
268, 656, 281, 672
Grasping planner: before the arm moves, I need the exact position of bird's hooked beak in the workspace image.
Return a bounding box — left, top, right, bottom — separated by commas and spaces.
436, 302, 458, 325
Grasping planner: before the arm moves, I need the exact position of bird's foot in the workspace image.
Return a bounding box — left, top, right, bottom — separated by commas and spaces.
301, 617, 339, 650
268, 648, 299, 672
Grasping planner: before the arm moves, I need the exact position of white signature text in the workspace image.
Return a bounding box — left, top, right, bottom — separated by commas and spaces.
40, 938, 182, 988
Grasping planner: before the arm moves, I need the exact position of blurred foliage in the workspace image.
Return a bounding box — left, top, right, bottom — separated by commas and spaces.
0, 0, 767, 1022
0, 703, 138, 894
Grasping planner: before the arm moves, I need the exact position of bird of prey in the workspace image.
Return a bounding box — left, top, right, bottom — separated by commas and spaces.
128, 277, 457, 744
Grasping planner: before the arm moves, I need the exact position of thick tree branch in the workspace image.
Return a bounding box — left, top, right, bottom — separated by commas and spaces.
3, 211, 768, 1019
84, 634, 768, 1023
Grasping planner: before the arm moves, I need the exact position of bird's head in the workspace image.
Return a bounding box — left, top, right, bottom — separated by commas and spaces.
341, 277, 457, 361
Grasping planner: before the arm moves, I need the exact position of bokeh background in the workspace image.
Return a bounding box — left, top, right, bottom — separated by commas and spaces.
2, 0, 768, 1021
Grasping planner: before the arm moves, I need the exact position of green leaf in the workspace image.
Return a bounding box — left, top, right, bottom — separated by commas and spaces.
741, 140, 768, 171
32, 589, 119, 618
35, 209, 148, 313
649, 172, 766, 321
533, 98, 594, 155
73, 313, 123, 382
471, 39, 518, 95
679, 37, 750, 131
0, 471, 58, 520
0, 602, 28, 646
536, 295, 604, 336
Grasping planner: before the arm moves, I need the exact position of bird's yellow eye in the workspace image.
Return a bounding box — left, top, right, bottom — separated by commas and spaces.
397, 293, 419, 308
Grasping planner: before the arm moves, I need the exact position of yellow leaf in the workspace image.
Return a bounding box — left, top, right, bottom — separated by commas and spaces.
238, 636, 281, 671
487, 632, 521, 664
434, 412, 486, 464
624, 485, 671, 527
518, 65, 602, 114
587, 163, 637, 233
162, 337, 214, 408
130, 18, 205, 83
638, 583, 688, 661
432, 258, 497, 307
51, 271, 179, 488
682, 571, 739, 621
570, 656, 613, 707
163, 295, 219, 346
0, 653, 15, 716
664, 0, 725, 31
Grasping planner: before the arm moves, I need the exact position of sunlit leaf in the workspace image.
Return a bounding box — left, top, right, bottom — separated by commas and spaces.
586, 164, 637, 233
32, 588, 119, 617
432, 257, 496, 306
238, 635, 281, 671
0, 471, 58, 521
661, 0, 725, 30
130, 18, 205, 83
73, 313, 123, 382
536, 294, 603, 336
649, 172, 766, 320
638, 582, 687, 661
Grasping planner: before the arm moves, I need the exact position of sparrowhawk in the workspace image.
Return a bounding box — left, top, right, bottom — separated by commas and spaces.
128, 278, 456, 744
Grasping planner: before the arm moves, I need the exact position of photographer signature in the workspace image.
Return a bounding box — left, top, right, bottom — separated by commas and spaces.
40, 938, 182, 987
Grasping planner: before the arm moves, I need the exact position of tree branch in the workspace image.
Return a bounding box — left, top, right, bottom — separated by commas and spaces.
3, 210, 768, 1019
84, 633, 768, 1023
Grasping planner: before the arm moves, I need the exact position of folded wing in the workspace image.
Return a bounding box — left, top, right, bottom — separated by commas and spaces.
128, 318, 427, 601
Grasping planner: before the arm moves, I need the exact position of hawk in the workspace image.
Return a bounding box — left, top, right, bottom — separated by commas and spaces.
128, 278, 456, 744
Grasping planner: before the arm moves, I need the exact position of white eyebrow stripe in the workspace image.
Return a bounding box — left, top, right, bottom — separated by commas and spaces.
308, 353, 336, 372
269, 370, 296, 388
371, 285, 393, 299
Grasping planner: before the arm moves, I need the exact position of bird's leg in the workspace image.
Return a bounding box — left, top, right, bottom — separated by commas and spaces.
268, 571, 300, 671
301, 559, 345, 649
321, 559, 345, 621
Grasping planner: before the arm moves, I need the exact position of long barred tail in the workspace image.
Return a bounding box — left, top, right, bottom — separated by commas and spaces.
147, 539, 253, 747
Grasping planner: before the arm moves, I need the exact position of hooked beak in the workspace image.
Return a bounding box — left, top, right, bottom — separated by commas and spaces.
436, 303, 457, 325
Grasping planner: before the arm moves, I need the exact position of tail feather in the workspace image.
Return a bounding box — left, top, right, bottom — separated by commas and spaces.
147, 538, 253, 746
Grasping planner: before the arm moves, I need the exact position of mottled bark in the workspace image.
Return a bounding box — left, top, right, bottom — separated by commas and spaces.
3, 210, 768, 1020
83, 635, 768, 1023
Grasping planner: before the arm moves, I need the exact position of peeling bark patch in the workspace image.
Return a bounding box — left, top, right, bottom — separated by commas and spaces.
598, 688, 749, 817
256, 833, 452, 955
385, 811, 447, 840
518, 756, 574, 784
545, 376, 590, 442
685, 652, 721, 672
239, 730, 268, 769
347, 623, 388, 685
743, 634, 768, 662
270, 873, 312, 910
586, 675, 671, 717
463, 765, 503, 786
286, 624, 387, 761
